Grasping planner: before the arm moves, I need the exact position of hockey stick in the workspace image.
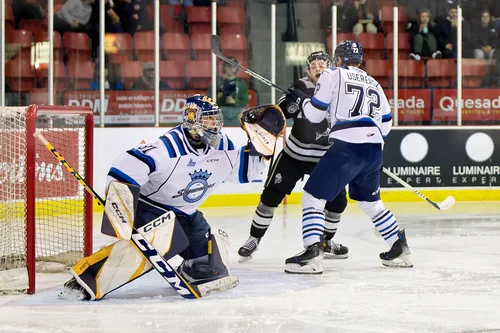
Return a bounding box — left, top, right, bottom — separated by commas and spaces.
382, 167, 456, 211
211, 35, 289, 94
33, 130, 237, 299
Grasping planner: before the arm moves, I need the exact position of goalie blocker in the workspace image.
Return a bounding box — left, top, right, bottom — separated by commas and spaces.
60, 182, 237, 300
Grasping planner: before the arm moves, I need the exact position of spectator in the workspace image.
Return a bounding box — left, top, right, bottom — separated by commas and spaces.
436, 7, 472, 58
321, 0, 350, 33
344, 0, 380, 36
470, 10, 498, 59
54, 0, 95, 35
209, 57, 248, 107
408, 9, 442, 60
90, 62, 124, 90
133, 63, 168, 90
12, 0, 46, 24
114, 0, 153, 34
167, 0, 194, 6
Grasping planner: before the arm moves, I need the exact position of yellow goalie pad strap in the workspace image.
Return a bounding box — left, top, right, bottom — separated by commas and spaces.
71, 213, 176, 300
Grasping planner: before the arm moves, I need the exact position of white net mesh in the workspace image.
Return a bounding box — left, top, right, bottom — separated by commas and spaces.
0, 106, 90, 292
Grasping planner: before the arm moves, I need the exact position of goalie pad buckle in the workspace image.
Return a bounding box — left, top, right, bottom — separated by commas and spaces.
239, 104, 286, 157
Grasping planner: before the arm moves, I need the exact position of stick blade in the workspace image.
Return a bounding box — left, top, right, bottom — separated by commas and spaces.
211, 34, 221, 53
438, 195, 456, 211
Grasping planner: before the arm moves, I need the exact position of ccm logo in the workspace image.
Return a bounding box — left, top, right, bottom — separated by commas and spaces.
111, 202, 127, 224
141, 213, 173, 233
206, 158, 218, 162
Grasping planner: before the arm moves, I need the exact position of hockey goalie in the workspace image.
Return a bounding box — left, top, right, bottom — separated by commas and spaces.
60, 94, 286, 300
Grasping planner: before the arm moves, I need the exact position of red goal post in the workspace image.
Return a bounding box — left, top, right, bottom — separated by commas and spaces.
0, 105, 94, 294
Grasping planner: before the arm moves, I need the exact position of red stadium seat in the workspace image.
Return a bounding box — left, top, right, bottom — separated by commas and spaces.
187, 6, 211, 34
365, 59, 392, 88
462, 59, 487, 87
134, 31, 155, 62
160, 61, 186, 89
357, 33, 385, 59
227, 0, 244, 7
217, 7, 245, 35
186, 60, 211, 89
162, 33, 191, 62
219, 33, 248, 62
62, 32, 91, 62
6, 30, 33, 62
67, 60, 95, 89
106, 33, 134, 63
191, 33, 211, 61
5, 4, 15, 28
117, 61, 144, 89
5, 59, 35, 92
36, 61, 68, 92
426, 59, 456, 88
398, 59, 425, 87
34, 31, 64, 61
160, 5, 184, 33
386, 32, 411, 59
20, 20, 47, 35
381, 6, 407, 34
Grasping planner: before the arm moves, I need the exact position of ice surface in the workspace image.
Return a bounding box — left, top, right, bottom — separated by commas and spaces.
1, 202, 500, 333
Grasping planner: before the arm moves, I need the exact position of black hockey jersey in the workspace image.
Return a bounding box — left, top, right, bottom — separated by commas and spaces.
277, 77, 331, 163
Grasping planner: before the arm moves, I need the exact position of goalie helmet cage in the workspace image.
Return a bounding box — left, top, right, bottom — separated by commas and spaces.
0, 105, 94, 294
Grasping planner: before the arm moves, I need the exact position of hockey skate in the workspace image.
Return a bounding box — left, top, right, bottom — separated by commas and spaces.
322, 239, 349, 259
58, 277, 90, 301
284, 242, 323, 274
238, 236, 260, 262
380, 230, 413, 268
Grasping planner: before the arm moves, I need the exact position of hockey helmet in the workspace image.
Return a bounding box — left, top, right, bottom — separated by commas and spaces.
333, 40, 363, 66
306, 50, 332, 69
182, 94, 224, 147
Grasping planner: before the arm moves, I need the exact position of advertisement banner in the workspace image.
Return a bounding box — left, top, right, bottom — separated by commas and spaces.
433, 89, 500, 122
385, 89, 431, 122
64, 90, 258, 125
0, 130, 79, 201
382, 129, 500, 187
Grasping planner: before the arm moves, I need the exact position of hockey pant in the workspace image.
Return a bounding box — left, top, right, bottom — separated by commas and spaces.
261, 151, 347, 212
71, 202, 229, 300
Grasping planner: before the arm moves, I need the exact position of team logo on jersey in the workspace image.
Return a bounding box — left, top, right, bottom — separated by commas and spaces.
187, 158, 196, 167
314, 83, 321, 95
274, 173, 282, 184
173, 169, 215, 203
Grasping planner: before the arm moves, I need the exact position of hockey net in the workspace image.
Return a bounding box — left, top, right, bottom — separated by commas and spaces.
0, 105, 93, 294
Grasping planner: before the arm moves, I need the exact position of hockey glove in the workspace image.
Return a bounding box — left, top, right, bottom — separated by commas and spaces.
284, 87, 308, 114
239, 104, 286, 158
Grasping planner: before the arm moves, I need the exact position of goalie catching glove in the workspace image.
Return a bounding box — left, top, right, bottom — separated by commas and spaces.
239, 104, 286, 158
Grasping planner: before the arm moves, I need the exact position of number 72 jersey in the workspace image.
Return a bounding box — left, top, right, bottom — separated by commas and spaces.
303, 66, 393, 145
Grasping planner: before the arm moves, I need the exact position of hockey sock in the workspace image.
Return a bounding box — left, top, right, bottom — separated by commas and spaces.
302, 191, 326, 247
372, 208, 400, 247
323, 210, 341, 241
250, 201, 276, 239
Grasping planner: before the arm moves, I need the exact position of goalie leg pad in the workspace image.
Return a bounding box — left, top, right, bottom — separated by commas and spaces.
68, 212, 188, 300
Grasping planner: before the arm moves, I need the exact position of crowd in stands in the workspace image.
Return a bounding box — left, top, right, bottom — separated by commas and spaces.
322, 0, 500, 87
4, 0, 500, 107
4, 0, 247, 106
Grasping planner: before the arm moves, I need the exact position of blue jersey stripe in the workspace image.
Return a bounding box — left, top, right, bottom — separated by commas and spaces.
170, 131, 187, 156
173, 127, 198, 155
238, 147, 249, 183
228, 137, 235, 151
160, 136, 177, 158
218, 137, 224, 150
126, 149, 156, 174
108, 167, 140, 187
311, 96, 329, 110
382, 114, 392, 122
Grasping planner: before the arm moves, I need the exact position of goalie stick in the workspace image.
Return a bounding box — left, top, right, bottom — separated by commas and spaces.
33, 130, 237, 299
382, 167, 456, 211
211, 35, 289, 94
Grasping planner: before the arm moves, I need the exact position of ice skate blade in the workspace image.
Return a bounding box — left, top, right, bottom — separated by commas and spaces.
238, 255, 254, 263
381, 254, 413, 268
196, 275, 239, 297
324, 253, 348, 260
284, 263, 323, 275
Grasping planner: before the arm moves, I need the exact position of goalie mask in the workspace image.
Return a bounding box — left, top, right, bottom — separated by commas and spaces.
182, 94, 224, 148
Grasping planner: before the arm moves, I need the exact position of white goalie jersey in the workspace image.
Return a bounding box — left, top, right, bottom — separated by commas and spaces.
302, 66, 392, 145
106, 125, 265, 215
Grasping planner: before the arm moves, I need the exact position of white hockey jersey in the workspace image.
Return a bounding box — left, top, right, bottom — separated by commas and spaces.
106, 125, 265, 215
302, 66, 392, 145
